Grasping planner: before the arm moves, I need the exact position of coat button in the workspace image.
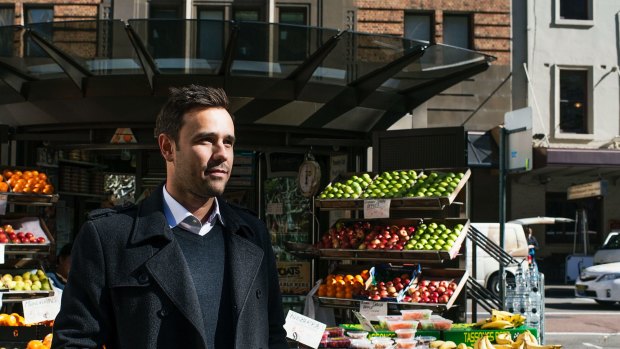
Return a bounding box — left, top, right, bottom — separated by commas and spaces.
158, 308, 168, 317
256, 289, 262, 299
138, 273, 149, 284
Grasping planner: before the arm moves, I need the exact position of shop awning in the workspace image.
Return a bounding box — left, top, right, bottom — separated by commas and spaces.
532, 147, 620, 179
0, 20, 493, 147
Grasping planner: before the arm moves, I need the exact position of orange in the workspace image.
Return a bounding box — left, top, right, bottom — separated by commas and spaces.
38, 173, 47, 181
2, 170, 12, 178
0, 182, 8, 192
7, 314, 17, 326
42, 333, 53, 348
23, 171, 32, 179
0, 174, 3, 182
26, 340, 44, 349
318, 285, 327, 297
43, 185, 54, 194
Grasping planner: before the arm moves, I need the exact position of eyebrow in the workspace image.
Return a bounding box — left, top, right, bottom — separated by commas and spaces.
192, 132, 236, 144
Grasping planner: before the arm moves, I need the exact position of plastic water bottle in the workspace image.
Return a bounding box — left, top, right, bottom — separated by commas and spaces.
528, 308, 540, 331
529, 264, 540, 293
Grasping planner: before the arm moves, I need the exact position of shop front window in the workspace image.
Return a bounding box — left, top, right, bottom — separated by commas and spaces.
443, 14, 471, 49
0, 6, 14, 57
25, 6, 53, 57
148, 5, 183, 60
545, 192, 600, 244
404, 12, 433, 43
559, 69, 589, 134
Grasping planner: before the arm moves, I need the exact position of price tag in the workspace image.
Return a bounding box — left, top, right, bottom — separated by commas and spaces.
22, 295, 61, 325
283, 310, 326, 349
266, 202, 283, 215
359, 301, 387, 321
352, 310, 377, 332
364, 199, 391, 219
0, 244, 4, 264
0, 194, 7, 215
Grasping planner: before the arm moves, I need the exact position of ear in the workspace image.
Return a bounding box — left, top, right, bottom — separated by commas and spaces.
158, 133, 175, 162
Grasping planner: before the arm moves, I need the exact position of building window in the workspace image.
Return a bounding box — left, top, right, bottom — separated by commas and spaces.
197, 7, 225, 61
559, 0, 590, 20
148, 5, 183, 59
545, 192, 600, 244
443, 14, 471, 49
559, 69, 589, 134
149, 5, 180, 19
234, 8, 261, 22
404, 13, 433, 43
25, 6, 53, 57
278, 7, 308, 62
0, 6, 15, 57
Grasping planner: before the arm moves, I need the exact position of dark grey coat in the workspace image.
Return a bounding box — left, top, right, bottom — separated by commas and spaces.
52, 187, 288, 349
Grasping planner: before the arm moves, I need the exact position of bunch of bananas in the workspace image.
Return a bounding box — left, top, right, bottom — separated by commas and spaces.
430, 340, 463, 349
474, 309, 526, 329
492, 330, 562, 349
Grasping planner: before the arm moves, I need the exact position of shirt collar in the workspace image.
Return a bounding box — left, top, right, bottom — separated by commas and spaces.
162, 185, 224, 229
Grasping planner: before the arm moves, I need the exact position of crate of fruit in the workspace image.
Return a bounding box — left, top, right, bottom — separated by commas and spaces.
400, 268, 468, 309
316, 218, 468, 262
315, 173, 377, 209
0, 168, 58, 205
0, 216, 54, 255
0, 268, 55, 301
390, 168, 471, 209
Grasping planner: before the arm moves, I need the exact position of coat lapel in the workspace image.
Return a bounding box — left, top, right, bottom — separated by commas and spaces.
130, 187, 206, 346
228, 233, 264, 317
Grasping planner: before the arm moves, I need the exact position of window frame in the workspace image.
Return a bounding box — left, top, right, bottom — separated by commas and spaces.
277, 6, 308, 25
442, 13, 473, 49
404, 11, 435, 44
554, 0, 594, 27
233, 6, 263, 22
553, 65, 594, 139
148, 4, 182, 19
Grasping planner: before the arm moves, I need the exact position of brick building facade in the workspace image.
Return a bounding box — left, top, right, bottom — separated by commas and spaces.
0, 1, 101, 25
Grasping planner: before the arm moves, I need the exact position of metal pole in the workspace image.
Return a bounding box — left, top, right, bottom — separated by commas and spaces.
499, 126, 506, 308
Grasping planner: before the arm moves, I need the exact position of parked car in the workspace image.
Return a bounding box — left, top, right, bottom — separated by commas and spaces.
467, 217, 574, 295
593, 232, 620, 265
575, 262, 620, 305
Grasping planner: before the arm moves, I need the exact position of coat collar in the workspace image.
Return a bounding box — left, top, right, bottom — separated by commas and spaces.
130, 183, 253, 245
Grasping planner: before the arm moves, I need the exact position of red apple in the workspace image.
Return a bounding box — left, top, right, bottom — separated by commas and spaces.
25, 232, 34, 239
448, 282, 458, 291
437, 286, 447, 294
36, 237, 46, 243
439, 280, 449, 288
439, 294, 450, 303
420, 280, 430, 287
16, 232, 24, 239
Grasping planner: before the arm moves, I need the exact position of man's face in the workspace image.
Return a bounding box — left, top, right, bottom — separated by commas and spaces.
167, 107, 235, 199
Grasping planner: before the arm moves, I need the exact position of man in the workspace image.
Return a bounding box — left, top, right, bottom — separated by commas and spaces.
46, 243, 72, 291
53, 85, 288, 349
527, 227, 539, 265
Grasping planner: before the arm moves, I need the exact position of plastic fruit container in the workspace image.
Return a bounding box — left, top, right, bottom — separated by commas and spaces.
322, 331, 329, 340
415, 336, 437, 346
395, 328, 417, 339
395, 338, 418, 349
431, 317, 453, 330
376, 315, 403, 328
400, 309, 432, 320
326, 336, 351, 348
386, 319, 419, 331
325, 326, 345, 337
347, 331, 369, 339
370, 337, 394, 349
350, 339, 373, 349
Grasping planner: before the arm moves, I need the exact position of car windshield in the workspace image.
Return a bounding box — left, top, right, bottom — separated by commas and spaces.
602, 234, 620, 249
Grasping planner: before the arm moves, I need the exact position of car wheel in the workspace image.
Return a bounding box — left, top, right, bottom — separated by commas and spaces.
487, 272, 516, 296
595, 299, 617, 306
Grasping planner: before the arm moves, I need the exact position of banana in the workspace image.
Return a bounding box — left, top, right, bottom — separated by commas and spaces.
440, 341, 458, 349
474, 337, 485, 349
492, 309, 515, 322
484, 335, 496, 349
431, 340, 446, 348
457, 344, 468, 349
481, 320, 514, 329
496, 333, 514, 345
475, 318, 491, 327
527, 331, 539, 345
524, 343, 562, 349
494, 345, 513, 349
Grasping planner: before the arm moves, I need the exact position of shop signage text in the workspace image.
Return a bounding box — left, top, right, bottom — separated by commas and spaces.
567, 180, 608, 200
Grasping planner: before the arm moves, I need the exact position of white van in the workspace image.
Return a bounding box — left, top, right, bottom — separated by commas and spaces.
466, 222, 530, 294
593, 232, 620, 265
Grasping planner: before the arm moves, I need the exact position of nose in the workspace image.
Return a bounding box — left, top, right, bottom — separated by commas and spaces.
211, 139, 231, 162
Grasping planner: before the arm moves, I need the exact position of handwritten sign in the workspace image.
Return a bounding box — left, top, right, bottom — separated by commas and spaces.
364, 199, 391, 219
283, 310, 326, 349
0, 194, 7, 216
0, 244, 4, 265
266, 202, 283, 215
22, 295, 61, 325
359, 301, 387, 321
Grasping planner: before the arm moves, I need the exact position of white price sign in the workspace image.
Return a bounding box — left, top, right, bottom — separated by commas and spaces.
22, 295, 61, 325
283, 310, 326, 349
0, 244, 4, 265
363, 199, 391, 219
359, 301, 387, 321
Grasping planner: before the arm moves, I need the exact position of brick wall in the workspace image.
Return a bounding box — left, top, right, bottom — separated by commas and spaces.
0, 0, 101, 25
354, 0, 511, 65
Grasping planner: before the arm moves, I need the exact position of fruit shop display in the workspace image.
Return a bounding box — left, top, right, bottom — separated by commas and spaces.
404, 279, 459, 304
359, 170, 418, 199
318, 173, 373, 199
316, 169, 467, 201
359, 273, 413, 301
0, 269, 52, 291
0, 224, 47, 244
318, 220, 465, 252
0, 169, 54, 194
317, 271, 370, 299
473, 310, 526, 329
432, 330, 561, 349
404, 171, 464, 198
26, 333, 53, 349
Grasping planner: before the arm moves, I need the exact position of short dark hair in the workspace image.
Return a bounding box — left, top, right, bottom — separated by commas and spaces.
154, 85, 230, 142
58, 243, 72, 258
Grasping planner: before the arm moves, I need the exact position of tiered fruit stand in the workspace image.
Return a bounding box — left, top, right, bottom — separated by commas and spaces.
290, 168, 472, 322
0, 171, 58, 348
